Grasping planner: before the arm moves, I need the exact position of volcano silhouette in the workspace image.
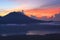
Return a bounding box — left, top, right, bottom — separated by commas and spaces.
0, 11, 44, 24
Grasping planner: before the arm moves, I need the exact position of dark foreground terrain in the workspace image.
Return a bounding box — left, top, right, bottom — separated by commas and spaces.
0, 33, 60, 40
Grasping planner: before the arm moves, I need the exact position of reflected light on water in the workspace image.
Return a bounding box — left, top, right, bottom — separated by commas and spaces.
26, 30, 59, 35
1, 34, 7, 37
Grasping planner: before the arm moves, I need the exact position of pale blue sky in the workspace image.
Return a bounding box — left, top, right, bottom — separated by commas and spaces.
0, 0, 19, 9
0, 0, 60, 10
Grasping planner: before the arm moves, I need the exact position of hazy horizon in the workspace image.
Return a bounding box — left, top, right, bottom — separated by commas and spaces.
0, 0, 60, 21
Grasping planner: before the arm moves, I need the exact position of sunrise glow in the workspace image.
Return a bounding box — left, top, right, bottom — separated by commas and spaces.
0, 0, 60, 20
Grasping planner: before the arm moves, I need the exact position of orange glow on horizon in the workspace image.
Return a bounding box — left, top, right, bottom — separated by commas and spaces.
25, 7, 60, 18
0, 7, 60, 19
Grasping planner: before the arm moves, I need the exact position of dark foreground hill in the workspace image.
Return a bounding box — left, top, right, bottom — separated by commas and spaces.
0, 11, 45, 24
0, 33, 60, 40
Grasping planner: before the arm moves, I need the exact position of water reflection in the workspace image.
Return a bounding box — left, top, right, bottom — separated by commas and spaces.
26, 30, 60, 35
0, 23, 60, 36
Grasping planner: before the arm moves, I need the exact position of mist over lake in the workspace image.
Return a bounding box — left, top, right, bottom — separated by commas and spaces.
0, 22, 60, 36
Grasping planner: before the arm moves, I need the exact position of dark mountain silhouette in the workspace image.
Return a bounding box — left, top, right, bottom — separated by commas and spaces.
0, 11, 44, 24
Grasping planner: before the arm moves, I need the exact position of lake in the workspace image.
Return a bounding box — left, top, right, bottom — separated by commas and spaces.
0, 22, 60, 36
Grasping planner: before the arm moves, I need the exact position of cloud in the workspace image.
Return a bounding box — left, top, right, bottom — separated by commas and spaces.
53, 13, 60, 21
40, 13, 60, 21
41, 0, 60, 8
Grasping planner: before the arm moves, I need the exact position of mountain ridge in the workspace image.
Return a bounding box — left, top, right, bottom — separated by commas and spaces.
0, 11, 45, 24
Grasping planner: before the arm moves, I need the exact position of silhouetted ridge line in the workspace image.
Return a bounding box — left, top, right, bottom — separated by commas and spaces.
0, 11, 44, 24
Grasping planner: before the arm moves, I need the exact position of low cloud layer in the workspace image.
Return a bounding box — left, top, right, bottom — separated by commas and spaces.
40, 13, 60, 21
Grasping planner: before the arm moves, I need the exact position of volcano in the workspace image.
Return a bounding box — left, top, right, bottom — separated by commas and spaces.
0, 11, 44, 24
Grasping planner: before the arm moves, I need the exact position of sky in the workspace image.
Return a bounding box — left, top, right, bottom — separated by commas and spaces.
0, 0, 60, 9
0, 0, 60, 21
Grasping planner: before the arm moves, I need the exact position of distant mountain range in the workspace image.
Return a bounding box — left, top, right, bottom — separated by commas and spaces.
0, 11, 47, 24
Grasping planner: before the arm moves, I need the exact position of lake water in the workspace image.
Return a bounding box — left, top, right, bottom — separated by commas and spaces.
0, 23, 60, 36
